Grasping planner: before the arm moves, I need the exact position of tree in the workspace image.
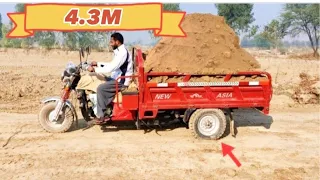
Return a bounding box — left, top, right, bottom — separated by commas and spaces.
62, 32, 78, 50
215, 4, 255, 35
35, 31, 56, 50
261, 19, 287, 49
241, 36, 255, 47
281, 4, 319, 57
247, 25, 259, 39
1, 24, 22, 48
163, 4, 181, 11
61, 31, 110, 51
0, 13, 3, 39
1, 24, 11, 47
15, 3, 25, 12
148, 3, 181, 39
253, 33, 271, 49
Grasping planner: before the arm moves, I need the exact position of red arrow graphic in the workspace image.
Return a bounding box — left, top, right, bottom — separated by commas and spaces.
221, 143, 241, 167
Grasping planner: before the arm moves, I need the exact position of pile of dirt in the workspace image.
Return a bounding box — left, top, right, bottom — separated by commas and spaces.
145, 13, 261, 82
292, 73, 320, 104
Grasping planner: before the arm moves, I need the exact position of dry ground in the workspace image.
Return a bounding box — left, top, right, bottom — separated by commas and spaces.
0, 48, 319, 179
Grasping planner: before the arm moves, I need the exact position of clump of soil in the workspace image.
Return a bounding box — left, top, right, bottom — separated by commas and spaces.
145, 13, 261, 82
292, 73, 320, 104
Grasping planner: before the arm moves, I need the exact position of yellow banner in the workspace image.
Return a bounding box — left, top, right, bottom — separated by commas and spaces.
7, 3, 186, 38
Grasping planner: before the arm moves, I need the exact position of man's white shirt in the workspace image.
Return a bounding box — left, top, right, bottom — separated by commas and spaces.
94, 44, 133, 86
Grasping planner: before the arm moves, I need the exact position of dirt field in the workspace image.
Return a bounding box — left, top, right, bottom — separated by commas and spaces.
0, 48, 319, 179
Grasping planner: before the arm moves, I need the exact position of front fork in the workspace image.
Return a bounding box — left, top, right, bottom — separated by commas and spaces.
52, 87, 71, 121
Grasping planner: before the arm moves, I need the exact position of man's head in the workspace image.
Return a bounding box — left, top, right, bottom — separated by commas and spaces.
110, 32, 124, 50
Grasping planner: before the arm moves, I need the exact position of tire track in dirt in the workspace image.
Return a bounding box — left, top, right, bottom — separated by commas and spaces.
0, 108, 319, 179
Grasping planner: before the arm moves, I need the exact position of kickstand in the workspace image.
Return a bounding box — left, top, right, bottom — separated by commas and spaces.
135, 119, 141, 130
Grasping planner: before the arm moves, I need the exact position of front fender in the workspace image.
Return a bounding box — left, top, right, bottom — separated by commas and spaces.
41, 96, 62, 104
40, 96, 78, 121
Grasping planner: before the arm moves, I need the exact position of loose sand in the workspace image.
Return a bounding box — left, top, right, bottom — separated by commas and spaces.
145, 14, 261, 83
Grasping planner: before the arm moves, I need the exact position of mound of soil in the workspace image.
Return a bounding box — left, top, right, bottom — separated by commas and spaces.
145, 13, 261, 82
292, 73, 320, 104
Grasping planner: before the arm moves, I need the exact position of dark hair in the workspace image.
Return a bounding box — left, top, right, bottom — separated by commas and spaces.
111, 32, 124, 44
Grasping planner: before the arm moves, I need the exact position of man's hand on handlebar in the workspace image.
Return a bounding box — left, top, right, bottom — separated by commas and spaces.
87, 66, 95, 72
91, 61, 97, 66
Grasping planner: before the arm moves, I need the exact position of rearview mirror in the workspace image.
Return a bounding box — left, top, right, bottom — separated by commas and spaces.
79, 47, 85, 58
86, 46, 91, 55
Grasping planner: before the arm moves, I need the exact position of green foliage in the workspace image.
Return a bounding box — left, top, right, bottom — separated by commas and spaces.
247, 25, 259, 38
253, 33, 271, 49
280, 4, 319, 56
15, 3, 25, 13
35, 32, 55, 50
163, 4, 181, 11
11, 39, 22, 48
215, 4, 255, 34
240, 37, 255, 47
1, 24, 20, 48
63, 32, 78, 51
261, 19, 287, 49
0, 13, 3, 40
78, 32, 101, 49
62, 31, 111, 51
21, 38, 33, 49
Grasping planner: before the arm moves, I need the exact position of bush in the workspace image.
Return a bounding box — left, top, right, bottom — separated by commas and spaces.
21, 38, 33, 49
278, 46, 287, 55
35, 32, 55, 50
253, 34, 271, 49
11, 39, 22, 48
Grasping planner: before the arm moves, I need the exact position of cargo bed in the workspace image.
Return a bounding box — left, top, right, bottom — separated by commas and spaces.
114, 49, 272, 121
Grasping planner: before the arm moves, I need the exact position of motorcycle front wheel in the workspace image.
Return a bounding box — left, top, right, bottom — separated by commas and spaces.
38, 101, 74, 133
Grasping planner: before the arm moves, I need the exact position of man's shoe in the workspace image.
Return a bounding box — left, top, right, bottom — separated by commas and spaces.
95, 117, 112, 125
105, 119, 112, 126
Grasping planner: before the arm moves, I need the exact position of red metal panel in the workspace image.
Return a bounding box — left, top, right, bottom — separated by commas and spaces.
111, 49, 273, 121
111, 104, 136, 121
122, 95, 139, 110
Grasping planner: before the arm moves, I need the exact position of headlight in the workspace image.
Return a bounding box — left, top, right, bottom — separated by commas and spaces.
81, 62, 90, 70
66, 62, 77, 74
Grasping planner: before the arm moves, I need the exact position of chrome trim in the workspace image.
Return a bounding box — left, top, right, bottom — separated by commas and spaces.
40, 96, 78, 122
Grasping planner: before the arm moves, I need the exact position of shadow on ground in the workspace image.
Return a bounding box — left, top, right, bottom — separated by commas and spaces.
68, 108, 274, 138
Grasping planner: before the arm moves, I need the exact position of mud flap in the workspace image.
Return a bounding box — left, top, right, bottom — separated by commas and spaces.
183, 108, 197, 128
225, 109, 236, 138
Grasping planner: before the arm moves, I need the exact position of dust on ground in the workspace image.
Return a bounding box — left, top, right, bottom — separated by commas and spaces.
0, 106, 319, 179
